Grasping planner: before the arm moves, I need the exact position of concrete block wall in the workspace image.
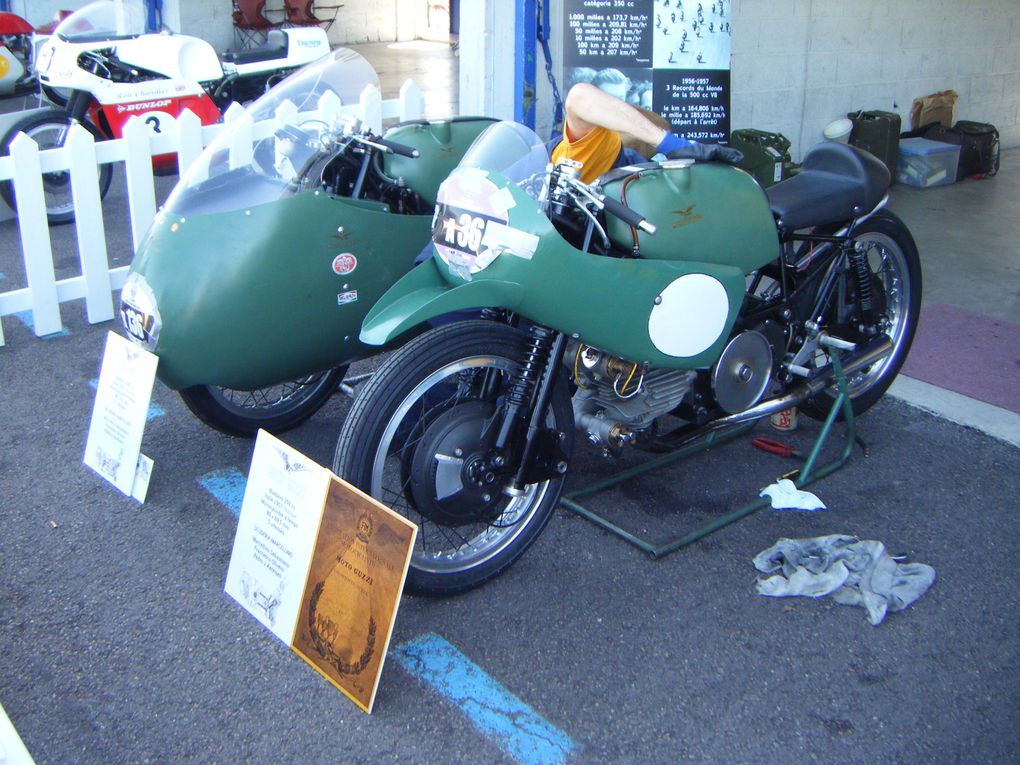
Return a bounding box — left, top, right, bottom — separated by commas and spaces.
324, 0, 399, 44
731, 0, 1020, 159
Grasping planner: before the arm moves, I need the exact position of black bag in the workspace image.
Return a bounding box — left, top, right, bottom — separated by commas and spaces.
954, 120, 999, 178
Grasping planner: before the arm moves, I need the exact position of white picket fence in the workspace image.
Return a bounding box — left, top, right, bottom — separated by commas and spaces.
0, 81, 423, 346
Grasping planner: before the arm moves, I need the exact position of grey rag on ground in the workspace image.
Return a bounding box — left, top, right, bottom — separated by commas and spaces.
752, 535, 936, 625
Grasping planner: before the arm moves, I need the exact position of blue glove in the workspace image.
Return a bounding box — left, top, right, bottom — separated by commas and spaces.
656, 132, 743, 164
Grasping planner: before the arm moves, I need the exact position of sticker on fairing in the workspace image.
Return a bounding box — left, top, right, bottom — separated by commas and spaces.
432, 170, 530, 278
337, 290, 358, 305
647, 274, 730, 357
332, 253, 357, 275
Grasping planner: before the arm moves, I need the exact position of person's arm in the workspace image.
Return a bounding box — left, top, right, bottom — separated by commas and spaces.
563, 82, 744, 164
563, 83, 668, 146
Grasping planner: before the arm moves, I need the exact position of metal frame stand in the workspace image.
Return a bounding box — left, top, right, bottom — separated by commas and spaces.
560, 354, 859, 558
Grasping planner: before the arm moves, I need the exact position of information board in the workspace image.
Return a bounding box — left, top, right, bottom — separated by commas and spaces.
225, 430, 417, 713
563, 0, 732, 142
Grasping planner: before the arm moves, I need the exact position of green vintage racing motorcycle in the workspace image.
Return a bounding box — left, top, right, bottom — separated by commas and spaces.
333, 120, 922, 596
119, 50, 494, 435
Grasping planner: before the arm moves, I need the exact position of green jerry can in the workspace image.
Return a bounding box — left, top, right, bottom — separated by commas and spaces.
729, 129, 797, 188
848, 110, 901, 175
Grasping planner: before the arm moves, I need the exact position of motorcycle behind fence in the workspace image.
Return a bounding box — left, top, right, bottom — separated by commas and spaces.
118, 49, 495, 436
332, 121, 922, 597
2, 0, 334, 224
0, 10, 38, 99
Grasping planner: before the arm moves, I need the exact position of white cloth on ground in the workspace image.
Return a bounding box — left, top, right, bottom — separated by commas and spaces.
759, 478, 826, 511
753, 534, 936, 625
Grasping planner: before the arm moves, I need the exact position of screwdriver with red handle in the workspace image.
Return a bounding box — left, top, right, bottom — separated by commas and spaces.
752, 437, 804, 460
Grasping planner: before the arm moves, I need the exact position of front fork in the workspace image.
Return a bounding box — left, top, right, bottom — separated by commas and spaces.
491, 324, 570, 494
58, 89, 93, 144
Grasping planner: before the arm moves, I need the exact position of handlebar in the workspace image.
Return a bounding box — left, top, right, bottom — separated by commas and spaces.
558, 172, 656, 236
375, 137, 420, 158
346, 133, 419, 158
601, 194, 656, 235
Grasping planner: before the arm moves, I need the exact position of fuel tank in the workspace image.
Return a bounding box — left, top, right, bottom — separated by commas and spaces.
601, 161, 781, 273
382, 117, 497, 206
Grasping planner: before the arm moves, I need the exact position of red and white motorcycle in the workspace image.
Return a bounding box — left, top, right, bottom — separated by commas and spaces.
2, 0, 334, 224
0, 10, 37, 98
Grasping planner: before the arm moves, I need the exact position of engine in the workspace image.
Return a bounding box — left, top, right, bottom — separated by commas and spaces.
566, 341, 696, 450
565, 323, 785, 451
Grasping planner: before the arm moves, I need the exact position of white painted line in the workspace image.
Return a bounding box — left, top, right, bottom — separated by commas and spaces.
0, 701, 36, 765
889, 376, 1020, 449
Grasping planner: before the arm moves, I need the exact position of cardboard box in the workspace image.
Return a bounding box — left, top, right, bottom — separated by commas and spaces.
896, 137, 961, 188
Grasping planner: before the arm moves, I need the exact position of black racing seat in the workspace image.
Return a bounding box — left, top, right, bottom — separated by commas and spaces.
221, 29, 288, 65
766, 142, 890, 232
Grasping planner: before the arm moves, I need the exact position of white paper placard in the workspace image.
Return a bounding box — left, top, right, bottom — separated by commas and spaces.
131, 454, 154, 503
224, 430, 332, 645
83, 332, 158, 496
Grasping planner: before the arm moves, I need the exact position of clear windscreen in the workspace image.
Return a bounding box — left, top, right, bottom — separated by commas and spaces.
457, 121, 550, 198
55, 0, 150, 43
163, 48, 380, 217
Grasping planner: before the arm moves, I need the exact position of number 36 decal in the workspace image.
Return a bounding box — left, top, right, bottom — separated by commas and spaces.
432, 204, 497, 255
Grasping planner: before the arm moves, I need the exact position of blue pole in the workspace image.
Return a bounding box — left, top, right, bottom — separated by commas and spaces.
145, 0, 163, 32
0, 1, 10, 14
514, 0, 537, 128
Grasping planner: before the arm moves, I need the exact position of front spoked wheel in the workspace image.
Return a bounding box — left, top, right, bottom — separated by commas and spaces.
802, 211, 922, 420
334, 321, 573, 596
179, 366, 347, 437
0, 108, 113, 225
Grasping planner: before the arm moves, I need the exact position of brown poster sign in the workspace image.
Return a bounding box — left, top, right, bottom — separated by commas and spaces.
292, 477, 417, 713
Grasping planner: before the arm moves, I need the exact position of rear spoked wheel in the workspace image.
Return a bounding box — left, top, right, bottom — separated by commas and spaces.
334, 321, 573, 596
801, 211, 922, 419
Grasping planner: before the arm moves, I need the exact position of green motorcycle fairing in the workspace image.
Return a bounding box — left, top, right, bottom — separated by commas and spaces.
362, 163, 776, 371
133, 190, 424, 390
128, 116, 495, 391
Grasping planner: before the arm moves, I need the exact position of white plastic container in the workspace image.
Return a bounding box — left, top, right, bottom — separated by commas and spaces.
823, 118, 853, 143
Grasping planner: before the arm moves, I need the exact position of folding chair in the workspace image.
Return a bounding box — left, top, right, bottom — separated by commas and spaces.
233, 0, 276, 48
284, 0, 342, 32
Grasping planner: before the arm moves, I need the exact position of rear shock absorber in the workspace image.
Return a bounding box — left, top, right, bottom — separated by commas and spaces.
848, 240, 876, 327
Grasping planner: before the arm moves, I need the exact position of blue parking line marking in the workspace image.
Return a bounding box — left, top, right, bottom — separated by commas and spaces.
393, 633, 577, 765
14, 310, 69, 337
199, 469, 247, 517
89, 379, 164, 420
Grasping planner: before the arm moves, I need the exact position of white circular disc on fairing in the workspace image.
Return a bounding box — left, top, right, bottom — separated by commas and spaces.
647, 274, 729, 357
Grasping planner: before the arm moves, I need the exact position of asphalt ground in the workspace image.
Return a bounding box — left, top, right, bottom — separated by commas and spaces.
3, 276, 1020, 763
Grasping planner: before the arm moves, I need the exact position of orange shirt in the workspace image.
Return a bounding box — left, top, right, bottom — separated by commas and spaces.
551, 126, 622, 184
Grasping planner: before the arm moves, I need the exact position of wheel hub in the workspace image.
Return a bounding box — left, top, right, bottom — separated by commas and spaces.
408, 400, 504, 527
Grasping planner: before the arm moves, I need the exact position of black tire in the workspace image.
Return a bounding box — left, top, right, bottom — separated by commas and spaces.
801, 211, 922, 420
0, 108, 114, 225
179, 366, 347, 438
334, 320, 574, 596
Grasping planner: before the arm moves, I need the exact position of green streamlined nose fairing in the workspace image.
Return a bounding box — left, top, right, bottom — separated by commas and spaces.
123, 115, 495, 390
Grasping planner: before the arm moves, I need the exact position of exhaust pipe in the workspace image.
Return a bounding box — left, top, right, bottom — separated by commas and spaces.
707, 335, 893, 432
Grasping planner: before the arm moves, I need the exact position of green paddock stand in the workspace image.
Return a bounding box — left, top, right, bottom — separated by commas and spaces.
560, 353, 862, 558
